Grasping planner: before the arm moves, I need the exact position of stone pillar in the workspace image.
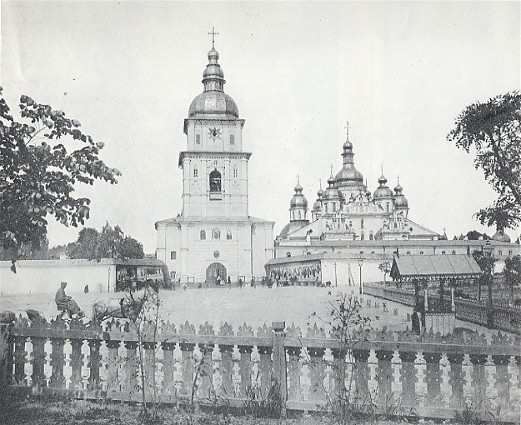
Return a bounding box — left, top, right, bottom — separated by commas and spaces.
70, 339, 84, 390
31, 337, 47, 388
399, 351, 417, 408
219, 344, 234, 397
198, 343, 214, 398
287, 347, 302, 401
258, 346, 273, 398
0, 312, 15, 392
124, 341, 139, 398
447, 353, 465, 409
307, 347, 326, 401
106, 340, 120, 395
49, 338, 66, 389
331, 348, 346, 401
143, 342, 157, 399
87, 339, 102, 391
352, 349, 370, 402
376, 350, 394, 404
272, 322, 287, 417
161, 342, 176, 400
13, 335, 27, 386
179, 342, 195, 397
423, 352, 442, 406
492, 355, 511, 410
238, 345, 253, 397
469, 354, 488, 409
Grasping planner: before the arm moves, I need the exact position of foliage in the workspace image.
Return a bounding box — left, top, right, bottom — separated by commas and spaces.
243, 383, 284, 419
378, 261, 391, 283
67, 222, 144, 259
503, 255, 521, 297
447, 91, 521, 230
466, 230, 490, 241
0, 88, 120, 261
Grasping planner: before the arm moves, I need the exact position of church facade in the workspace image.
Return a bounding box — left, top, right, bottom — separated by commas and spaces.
155, 43, 274, 285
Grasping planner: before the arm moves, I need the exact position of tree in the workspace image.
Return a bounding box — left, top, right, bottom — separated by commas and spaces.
67, 223, 144, 260
447, 91, 521, 230
0, 88, 120, 261
472, 250, 497, 301
466, 230, 490, 241
503, 255, 521, 298
378, 261, 391, 283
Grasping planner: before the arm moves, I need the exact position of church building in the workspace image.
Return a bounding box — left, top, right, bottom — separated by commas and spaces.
155, 41, 274, 285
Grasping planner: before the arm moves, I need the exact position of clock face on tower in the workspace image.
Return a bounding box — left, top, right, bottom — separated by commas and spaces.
208, 127, 222, 142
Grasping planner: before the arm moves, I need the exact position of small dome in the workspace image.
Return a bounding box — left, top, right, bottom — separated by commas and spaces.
278, 221, 308, 239
343, 140, 353, 150
317, 187, 324, 197
290, 181, 308, 208
492, 230, 511, 243
188, 91, 239, 119
323, 177, 342, 200
336, 138, 364, 187
393, 181, 409, 209
374, 174, 393, 199
312, 199, 322, 211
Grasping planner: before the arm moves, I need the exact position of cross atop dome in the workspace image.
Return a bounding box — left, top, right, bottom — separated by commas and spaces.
344, 120, 350, 139
208, 27, 219, 48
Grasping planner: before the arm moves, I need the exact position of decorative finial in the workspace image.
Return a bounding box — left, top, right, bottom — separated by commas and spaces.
397, 176, 400, 185
297, 174, 300, 185
381, 163, 384, 175
330, 164, 334, 177
319, 178, 322, 189
208, 27, 219, 48
344, 121, 350, 139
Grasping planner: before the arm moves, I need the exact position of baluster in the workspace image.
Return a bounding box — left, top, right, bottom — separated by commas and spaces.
238, 345, 253, 397
49, 338, 66, 389
31, 337, 47, 388
287, 347, 302, 401
399, 351, 417, 408
87, 339, 102, 392
258, 346, 273, 398
219, 345, 234, 397
307, 347, 326, 401
13, 335, 27, 385
180, 342, 195, 397
469, 354, 488, 409
492, 355, 511, 410
376, 350, 394, 404
106, 340, 120, 395
352, 349, 370, 402
124, 341, 139, 400
161, 342, 176, 400
447, 353, 465, 409
69, 339, 84, 390
142, 342, 157, 401
423, 352, 442, 406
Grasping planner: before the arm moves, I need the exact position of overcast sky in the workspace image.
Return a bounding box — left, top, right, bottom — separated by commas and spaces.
2, 1, 520, 253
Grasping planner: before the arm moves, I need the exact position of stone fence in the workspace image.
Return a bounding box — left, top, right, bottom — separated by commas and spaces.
364, 283, 521, 334
0, 314, 520, 422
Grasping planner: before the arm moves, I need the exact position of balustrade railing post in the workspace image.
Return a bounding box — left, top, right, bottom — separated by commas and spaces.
87, 339, 102, 392
106, 340, 121, 395
49, 338, 66, 389
13, 335, 27, 385
238, 345, 253, 397
124, 341, 139, 400
0, 312, 15, 391
197, 343, 214, 399
307, 346, 326, 401
423, 352, 443, 407
143, 342, 157, 401
447, 353, 465, 409
352, 349, 370, 402
272, 322, 287, 416
161, 342, 176, 401
331, 348, 346, 402
376, 349, 394, 404
492, 354, 511, 410
31, 337, 47, 388
69, 339, 84, 391
180, 342, 195, 398
398, 351, 417, 408
219, 344, 234, 398
287, 346, 302, 401
469, 354, 488, 410
258, 345, 273, 398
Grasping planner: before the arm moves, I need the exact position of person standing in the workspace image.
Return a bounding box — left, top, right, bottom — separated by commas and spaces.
411, 307, 421, 335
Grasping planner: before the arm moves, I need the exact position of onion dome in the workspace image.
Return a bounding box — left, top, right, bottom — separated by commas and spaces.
188, 45, 239, 119
312, 199, 322, 211
492, 229, 511, 243
335, 135, 364, 188
393, 178, 409, 209
373, 169, 393, 199
323, 174, 342, 200
290, 181, 308, 209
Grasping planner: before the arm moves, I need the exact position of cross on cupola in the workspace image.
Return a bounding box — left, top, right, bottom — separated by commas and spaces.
208, 27, 219, 47
344, 120, 350, 138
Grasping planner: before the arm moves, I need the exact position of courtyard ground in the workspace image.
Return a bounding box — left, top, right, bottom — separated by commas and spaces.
0, 284, 496, 335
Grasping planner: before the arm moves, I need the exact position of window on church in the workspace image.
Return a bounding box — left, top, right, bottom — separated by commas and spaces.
196, 134, 201, 144
406, 251, 411, 255
498, 250, 503, 256
369, 232, 374, 240
170, 251, 177, 260
332, 203, 336, 212
213, 229, 221, 239
230, 134, 235, 145
509, 250, 513, 256
420, 251, 424, 255
442, 251, 446, 254
452, 250, 456, 254
233, 168, 238, 178
200, 230, 206, 240
209, 169, 221, 192
361, 218, 364, 229
227, 231, 232, 240
286, 252, 292, 257
194, 168, 198, 177
361, 232, 365, 240
386, 202, 389, 212
349, 221, 352, 227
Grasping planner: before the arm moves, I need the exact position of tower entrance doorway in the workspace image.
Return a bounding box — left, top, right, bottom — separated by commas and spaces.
206, 263, 227, 286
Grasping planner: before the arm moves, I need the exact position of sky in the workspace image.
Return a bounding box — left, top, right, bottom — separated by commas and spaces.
1, 1, 520, 254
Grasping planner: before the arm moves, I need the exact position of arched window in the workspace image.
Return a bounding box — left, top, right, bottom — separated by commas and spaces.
209, 169, 221, 192
369, 232, 374, 240
286, 252, 292, 257
349, 221, 352, 227
420, 251, 424, 255
200, 230, 206, 240
298, 210, 302, 220
361, 218, 364, 229
227, 231, 232, 240
212, 229, 221, 239
498, 250, 503, 256
193, 168, 198, 177
386, 202, 390, 212
406, 251, 411, 255
442, 251, 446, 255
361, 232, 365, 240
452, 250, 456, 254
233, 168, 238, 178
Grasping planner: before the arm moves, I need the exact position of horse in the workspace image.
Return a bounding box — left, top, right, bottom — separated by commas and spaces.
91, 285, 158, 324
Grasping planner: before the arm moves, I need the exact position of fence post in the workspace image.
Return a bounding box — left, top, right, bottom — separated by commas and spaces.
0, 311, 15, 395
272, 321, 287, 417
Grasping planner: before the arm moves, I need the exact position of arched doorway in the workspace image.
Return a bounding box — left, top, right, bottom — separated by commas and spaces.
206, 262, 227, 286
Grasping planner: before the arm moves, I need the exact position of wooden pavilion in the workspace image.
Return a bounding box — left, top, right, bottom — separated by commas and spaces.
390, 254, 482, 334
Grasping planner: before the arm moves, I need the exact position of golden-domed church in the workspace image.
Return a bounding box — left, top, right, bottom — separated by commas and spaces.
155, 40, 274, 285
